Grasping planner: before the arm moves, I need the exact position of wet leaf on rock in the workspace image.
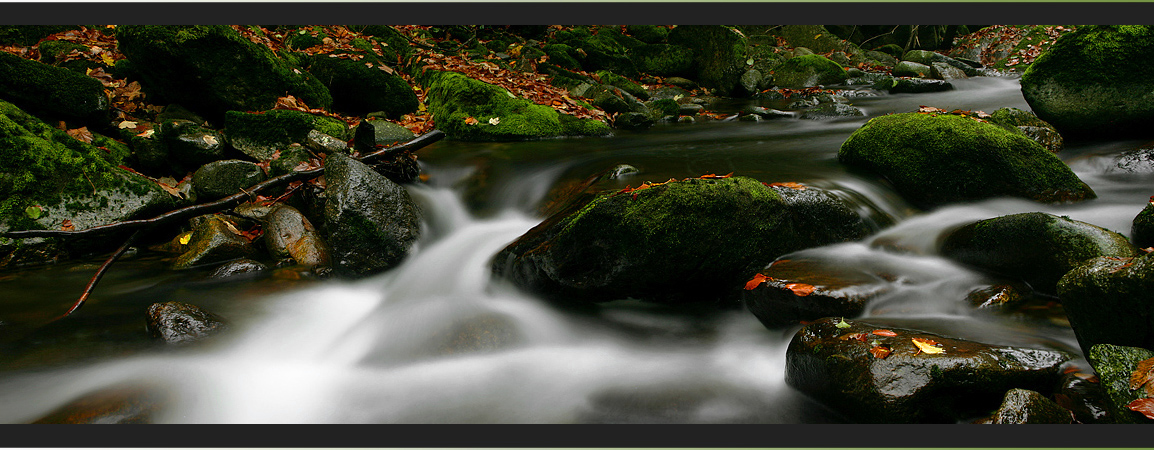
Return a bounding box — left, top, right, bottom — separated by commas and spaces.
872, 329, 897, 337
786, 283, 815, 296
744, 273, 768, 290
869, 345, 892, 359
1127, 398, 1154, 420
24, 205, 42, 220
1129, 357, 1154, 396
912, 337, 945, 354
835, 318, 851, 329
839, 332, 869, 342
66, 126, 93, 144
60, 219, 74, 231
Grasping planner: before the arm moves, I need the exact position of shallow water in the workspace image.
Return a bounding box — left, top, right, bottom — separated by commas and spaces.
0, 75, 1148, 424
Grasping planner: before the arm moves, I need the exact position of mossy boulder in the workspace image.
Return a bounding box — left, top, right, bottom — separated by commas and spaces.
490, 177, 870, 306
988, 107, 1064, 153
772, 55, 848, 89
625, 25, 669, 44
1058, 252, 1154, 356
116, 25, 332, 120
667, 25, 746, 95
633, 43, 695, 78
156, 119, 227, 172
785, 317, 1073, 423
37, 40, 102, 74
542, 44, 583, 71
1087, 344, 1154, 423
595, 71, 648, 100
982, 388, 1074, 424
883, 77, 954, 94
191, 159, 266, 201
304, 53, 417, 118
223, 110, 349, 161
0, 52, 108, 120
173, 215, 259, 269
1020, 25, 1154, 140
1133, 199, 1154, 248
0, 100, 174, 267
423, 70, 609, 141
0, 25, 81, 46
838, 112, 1096, 208
893, 61, 932, 78
941, 212, 1136, 295
323, 152, 421, 277
768, 25, 862, 55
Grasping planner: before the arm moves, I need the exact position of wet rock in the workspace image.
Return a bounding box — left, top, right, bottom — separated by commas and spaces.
224, 109, 349, 161
146, 301, 227, 345
982, 388, 1073, 424
743, 106, 794, 120
304, 129, 348, 154
1134, 200, 1154, 248
361, 117, 416, 148
267, 144, 313, 177
893, 61, 932, 78
209, 258, 268, 279
736, 69, 763, 97
1058, 252, 1154, 355
678, 104, 703, 116
116, 25, 331, 120
846, 72, 891, 86
31, 385, 163, 424
886, 78, 954, 94
261, 204, 330, 268
614, 112, 654, 130
785, 317, 1073, 423
864, 50, 898, 67
1054, 370, 1114, 423
491, 177, 870, 305
663, 77, 698, 91
1110, 145, 1154, 174
323, 152, 421, 277
173, 215, 259, 269
303, 52, 417, 118
773, 55, 848, 89
434, 312, 524, 356
799, 103, 864, 120
931, 62, 967, 80
743, 258, 892, 328
666, 25, 744, 95
988, 107, 1064, 153
942, 212, 1136, 294
901, 50, 979, 77
0, 52, 108, 120
966, 283, 1029, 310
1087, 344, 1154, 423
838, 112, 1096, 208
1021, 26, 1154, 140
191, 159, 266, 201
156, 119, 226, 171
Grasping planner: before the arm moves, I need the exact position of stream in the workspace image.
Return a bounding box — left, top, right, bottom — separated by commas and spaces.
0, 75, 1150, 424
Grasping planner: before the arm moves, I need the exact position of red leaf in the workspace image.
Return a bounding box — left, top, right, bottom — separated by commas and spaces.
869, 345, 892, 359
768, 182, 807, 190
744, 273, 768, 290
872, 329, 898, 337
1127, 398, 1154, 420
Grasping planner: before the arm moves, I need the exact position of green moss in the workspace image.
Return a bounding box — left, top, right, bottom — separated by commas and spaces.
224, 109, 348, 150
559, 114, 612, 137
36, 40, 100, 73
543, 44, 582, 71
876, 44, 904, 58
1089, 344, 1154, 423
648, 98, 680, 118
595, 71, 647, 100
838, 112, 1095, 207
626, 25, 669, 44
1134, 201, 1154, 248
0, 25, 80, 46
667, 25, 745, 95
769, 25, 861, 54
0, 52, 108, 119
774, 54, 848, 89
304, 52, 417, 118
633, 44, 694, 77
285, 29, 325, 49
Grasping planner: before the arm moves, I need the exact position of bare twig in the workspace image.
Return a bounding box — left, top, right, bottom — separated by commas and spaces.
54, 229, 143, 321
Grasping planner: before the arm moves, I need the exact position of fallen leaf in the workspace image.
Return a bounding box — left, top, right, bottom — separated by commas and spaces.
100, 53, 115, 66
60, 219, 74, 231
464, 117, 479, 125
24, 205, 42, 220
1127, 398, 1154, 420
769, 182, 807, 190
1129, 357, 1154, 396
489, 117, 501, 126
66, 126, 93, 143
869, 345, 892, 359
744, 273, 768, 290
835, 318, 851, 329
178, 232, 192, 245
912, 337, 945, 354
118, 121, 137, 129
203, 135, 218, 146
136, 129, 155, 138
839, 332, 869, 342
872, 329, 898, 337
785, 283, 815, 296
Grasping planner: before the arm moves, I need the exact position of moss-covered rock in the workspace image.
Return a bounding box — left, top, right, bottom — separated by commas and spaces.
37, 40, 102, 74
116, 25, 332, 120
173, 215, 259, 269
1058, 252, 1154, 356
595, 71, 648, 101
768, 25, 863, 55
491, 177, 870, 306
1088, 344, 1154, 423
772, 55, 847, 89
982, 389, 1074, 424
223, 110, 349, 161
156, 119, 227, 172
423, 70, 608, 141
893, 60, 932, 78
0, 52, 108, 120
552, 28, 638, 77
542, 44, 583, 71
880, 77, 954, 94
1133, 199, 1154, 248
786, 317, 1073, 423
633, 43, 695, 78
1020, 25, 1154, 140
942, 212, 1136, 295
323, 152, 420, 277
0, 25, 81, 46
838, 112, 1096, 208
625, 25, 669, 44
988, 107, 1064, 153
304, 53, 417, 118
191, 159, 266, 201
667, 25, 746, 95
901, 50, 979, 77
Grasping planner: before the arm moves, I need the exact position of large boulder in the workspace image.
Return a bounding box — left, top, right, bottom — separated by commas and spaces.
786, 317, 1073, 423
941, 212, 1136, 295
223, 110, 349, 161
304, 52, 418, 118
116, 25, 332, 120
1020, 25, 1154, 140
491, 177, 871, 305
0, 52, 108, 120
423, 70, 610, 141
667, 25, 745, 95
900, 50, 978, 77
838, 112, 1096, 208
323, 152, 421, 277
772, 55, 848, 89
1057, 252, 1154, 356
1087, 344, 1154, 423
155, 119, 227, 173
191, 159, 266, 201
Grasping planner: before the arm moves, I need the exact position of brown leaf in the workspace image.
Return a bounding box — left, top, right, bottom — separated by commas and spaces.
1129, 357, 1154, 396
768, 182, 807, 190
785, 283, 815, 296
66, 127, 93, 144
744, 273, 768, 290
872, 329, 898, 337
1127, 398, 1154, 420
869, 345, 892, 359
839, 332, 869, 342
60, 219, 75, 232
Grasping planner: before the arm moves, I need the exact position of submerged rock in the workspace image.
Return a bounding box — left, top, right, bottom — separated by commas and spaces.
838, 112, 1095, 208
799, 103, 864, 120
941, 212, 1136, 295
1057, 252, 1154, 356
885, 77, 954, 94
743, 258, 892, 328
785, 317, 1072, 423
1054, 370, 1114, 423
209, 258, 268, 280
1087, 344, 1154, 423
491, 177, 870, 306
323, 153, 420, 277
261, 204, 330, 268
31, 385, 163, 424
981, 388, 1073, 424
1020, 25, 1154, 140
146, 301, 227, 345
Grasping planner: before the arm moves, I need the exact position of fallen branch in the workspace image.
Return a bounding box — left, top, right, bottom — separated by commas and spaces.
54, 229, 143, 321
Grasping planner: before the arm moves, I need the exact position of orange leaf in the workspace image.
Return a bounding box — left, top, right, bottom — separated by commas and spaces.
839, 332, 869, 342
464, 116, 479, 125
60, 219, 75, 232
1127, 398, 1154, 420
744, 273, 768, 290
872, 329, 898, 337
699, 172, 733, 179
869, 345, 892, 359
786, 283, 815, 296
1129, 357, 1154, 396
911, 337, 945, 354
66, 126, 93, 144
768, 182, 807, 190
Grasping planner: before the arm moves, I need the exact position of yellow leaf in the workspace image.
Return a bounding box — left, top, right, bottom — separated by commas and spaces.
912, 337, 945, 354
101, 53, 115, 66
178, 232, 192, 245
118, 121, 137, 129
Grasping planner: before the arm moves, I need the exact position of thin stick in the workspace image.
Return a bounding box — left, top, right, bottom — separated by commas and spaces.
53, 229, 143, 321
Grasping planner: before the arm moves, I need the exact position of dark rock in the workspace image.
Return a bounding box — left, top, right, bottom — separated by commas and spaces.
983, 388, 1073, 424
744, 106, 794, 119
173, 215, 259, 269
893, 61, 932, 78
786, 317, 1073, 423
901, 50, 979, 76
1110, 145, 1154, 174
625, 25, 669, 44
614, 112, 654, 130
1058, 252, 1154, 356
988, 107, 1064, 153
491, 177, 869, 305
323, 153, 421, 277
941, 212, 1136, 295
363, 117, 416, 147
736, 69, 763, 97
743, 257, 891, 328
303, 52, 417, 118
304, 129, 348, 154
596, 71, 649, 101
266, 144, 313, 178
1021, 26, 1154, 140
262, 204, 330, 268
966, 283, 1029, 310
864, 50, 898, 67
157, 119, 227, 171
678, 104, 703, 116
224, 110, 349, 161
931, 62, 968, 80
146, 301, 227, 345
799, 103, 864, 120
773, 55, 848, 89
116, 25, 331, 120
0, 51, 108, 120
589, 85, 633, 115
31, 385, 163, 424
838, 112, 1096, 208
209, 258, 268, 279
663, 77, 698, 91
191, 159, 266, 201
634, 44, 694, 78
1134, 200, 1154, 248
667, 25, 745, 95
155, 103, 205, 124
1054, 370, 1114, 423
1087, 344, 1154, 423
887, 78, 954, 94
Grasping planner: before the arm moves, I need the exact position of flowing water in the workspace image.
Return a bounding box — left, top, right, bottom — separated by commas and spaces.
0, 76, 1150, 424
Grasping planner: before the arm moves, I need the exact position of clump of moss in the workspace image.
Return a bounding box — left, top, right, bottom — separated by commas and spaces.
773, 54, 848, 89
304, 51, 417, 118
0, 52, 108, 120
633, 44, 695, 77
595, 70, 648, 101
0, 25, 80, 46
224, 109, 349, 160
626, 25, 670, 44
